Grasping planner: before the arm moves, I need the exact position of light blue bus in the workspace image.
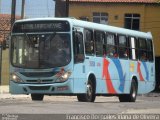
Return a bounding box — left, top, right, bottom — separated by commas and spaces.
10, 18, 155, 102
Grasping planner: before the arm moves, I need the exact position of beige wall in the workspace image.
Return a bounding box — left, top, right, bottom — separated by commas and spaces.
69, 3, 160, 56
144, 5, 160, 56
1, 49, 9, 85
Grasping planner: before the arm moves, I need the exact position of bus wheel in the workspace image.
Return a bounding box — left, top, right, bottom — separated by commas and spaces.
119, 79, 137, 102
77, 80, 96, 102
31, 94, 44, 101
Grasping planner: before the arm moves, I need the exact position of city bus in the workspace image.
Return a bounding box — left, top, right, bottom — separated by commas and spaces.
9, 18, 155, 102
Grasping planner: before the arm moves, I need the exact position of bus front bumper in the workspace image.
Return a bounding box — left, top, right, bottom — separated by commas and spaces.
9, 79, 73, 95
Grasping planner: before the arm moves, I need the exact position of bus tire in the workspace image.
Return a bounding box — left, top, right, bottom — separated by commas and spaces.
77, 94, 85, 102
31, 94, 44, 101
77, 79, 96, 102
119, 79, 137, 102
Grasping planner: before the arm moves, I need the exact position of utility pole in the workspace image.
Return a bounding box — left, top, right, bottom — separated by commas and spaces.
0, 0, 2, 13
0, 0, 2, 85
66, 0, 69, 17
11, 0, 16, 27
21, 0, 25, 19
55, 0, 69, 17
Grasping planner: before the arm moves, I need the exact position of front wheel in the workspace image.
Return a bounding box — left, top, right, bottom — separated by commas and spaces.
119, 79, 137, 102
77, 80, 96, 102
31, 94, 44, 101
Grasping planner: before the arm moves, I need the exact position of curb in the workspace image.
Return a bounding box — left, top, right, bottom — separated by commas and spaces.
0, 85, 9, 94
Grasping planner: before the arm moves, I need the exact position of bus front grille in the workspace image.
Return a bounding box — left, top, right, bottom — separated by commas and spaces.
20, 72, 57, 77
29, 86, 50, 90
26, 79, 53, 84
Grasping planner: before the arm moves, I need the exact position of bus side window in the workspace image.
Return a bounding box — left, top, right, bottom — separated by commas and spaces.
129, 37, 138, 60
84, 29, 94, 55
138, 38, 147, 61
147, 40, 154, 62
95, 31, 105, 56
118, 35, 128, 59
73, 31, 85, 63
105, 33, 118, 58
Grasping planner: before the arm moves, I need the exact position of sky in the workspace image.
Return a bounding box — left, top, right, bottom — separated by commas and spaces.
0, 0, 55, 18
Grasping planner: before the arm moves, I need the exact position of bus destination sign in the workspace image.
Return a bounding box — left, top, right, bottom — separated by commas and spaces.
12, 21, 70, 33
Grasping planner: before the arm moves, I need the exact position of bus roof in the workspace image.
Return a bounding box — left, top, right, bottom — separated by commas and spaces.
14, 17, 152, 39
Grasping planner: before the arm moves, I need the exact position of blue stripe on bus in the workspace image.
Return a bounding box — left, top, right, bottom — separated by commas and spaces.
111, 59, 125, 92
142, 62, 149, 81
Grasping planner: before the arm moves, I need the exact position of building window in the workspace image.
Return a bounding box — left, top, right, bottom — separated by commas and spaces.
124, 14, 140, 30
93, 12, 108, 24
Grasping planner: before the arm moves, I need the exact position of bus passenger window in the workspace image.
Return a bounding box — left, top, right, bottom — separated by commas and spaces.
129, 37, 138, 60
118, 35, 128, 59
105, 33, 118, 58
84, 29, 94, 55
147, 40, 154, 62
95, 31, 105, 56
73, 31, 84, 63
138, 38, 147, 61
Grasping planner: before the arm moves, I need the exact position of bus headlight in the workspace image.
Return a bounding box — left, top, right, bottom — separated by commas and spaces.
55, 71, 71, 83
11, 74, 23, 83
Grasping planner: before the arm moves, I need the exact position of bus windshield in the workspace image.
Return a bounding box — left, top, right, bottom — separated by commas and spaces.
11, 33, 71, 68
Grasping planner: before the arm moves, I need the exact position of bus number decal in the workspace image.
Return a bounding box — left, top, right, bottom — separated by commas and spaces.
97, 62, 101, 67
89, 61, 95, 67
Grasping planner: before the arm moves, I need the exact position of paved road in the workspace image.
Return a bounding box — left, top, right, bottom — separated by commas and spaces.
0, 93, 160, 120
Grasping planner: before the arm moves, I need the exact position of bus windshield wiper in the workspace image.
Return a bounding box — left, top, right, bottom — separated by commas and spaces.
49, 32, 57, 41
24, 33, 34, 47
